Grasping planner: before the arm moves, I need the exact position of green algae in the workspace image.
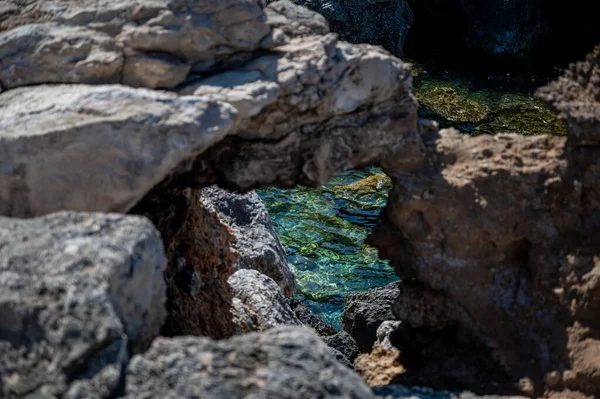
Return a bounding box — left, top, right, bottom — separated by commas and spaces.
257, 167, 396, 329
258, 61, 567, 329
411, 61, 567, 136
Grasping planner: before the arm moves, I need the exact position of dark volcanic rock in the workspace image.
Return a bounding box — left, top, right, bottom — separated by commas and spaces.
342, 281, 401, 352
0, 212, 166, 399
125, 327, 378, 399
322, 331, 361, 363
288, 298, 338, 337
229, 269, 302, 332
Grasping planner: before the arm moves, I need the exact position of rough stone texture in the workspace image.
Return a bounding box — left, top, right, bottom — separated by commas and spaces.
322, 331, 361, 363
0, 23, 123, 89
288, 298, 338, 337
355, 345, 404, 387
265, 0, 413, 56
0, 85, 237, 218
0, 0, 275, 89
376, 321, 402, 350
134, 187, 239, 339
125, 327, 378, 399
342, 281, 401, 353
536, 44, 600, 146
181, 33, 422, 190
265, 0, 330, 38
457, 0, 547, 58
200, 186, 296, 296
369, 44, 600, 396
0, 212, 166, 399
229, 269, 301, 332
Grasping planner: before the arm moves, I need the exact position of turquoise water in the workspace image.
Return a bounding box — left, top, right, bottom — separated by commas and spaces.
257, 167, 396, 329
257, 63, 565, 329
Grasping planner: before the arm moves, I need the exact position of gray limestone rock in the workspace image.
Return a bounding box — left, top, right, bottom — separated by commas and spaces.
125, 327, 378, 399
0, 212, 166, 398
200, 186, 296, 296
0, 84, 238, 217
229, 269, 301, 332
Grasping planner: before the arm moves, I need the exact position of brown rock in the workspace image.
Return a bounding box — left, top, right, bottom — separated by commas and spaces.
354, 345, 405, 387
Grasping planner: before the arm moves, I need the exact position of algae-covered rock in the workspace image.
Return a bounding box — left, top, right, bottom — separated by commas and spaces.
476, 101, 567, 136
417, 86, 490, 124
333, 174, 392, 197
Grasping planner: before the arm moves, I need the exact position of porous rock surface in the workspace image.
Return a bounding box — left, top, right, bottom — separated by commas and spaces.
229, 269, 302, 332
124, 327, 378, 399
370, 45, 600, 395
265, 0, 330, 38
0, 212, 166, 398
0, 0, 420, 218
342, 281, 401, 352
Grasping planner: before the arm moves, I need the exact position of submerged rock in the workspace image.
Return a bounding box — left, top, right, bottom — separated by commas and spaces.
125, 327, 378, 399
417, 86, 490, 124
0, 212, 166, 398
342, 282, 401, 353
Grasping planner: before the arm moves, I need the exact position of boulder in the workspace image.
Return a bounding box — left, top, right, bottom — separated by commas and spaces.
124, 327, 379, 399
322, 331, 361, 363
186, 33, 421, 190
229, 269, 301, 332
0, 0, 275, 89
342, 282, 401, 352
200, 186, 296, 296
0, 212, 166, 398
265, 0, 330, 38
0, 85, 237, 217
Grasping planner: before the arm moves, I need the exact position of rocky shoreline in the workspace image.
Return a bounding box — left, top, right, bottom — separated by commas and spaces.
1, 0, 599, 398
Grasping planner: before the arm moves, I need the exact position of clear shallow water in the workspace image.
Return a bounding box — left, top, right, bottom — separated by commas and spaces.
258, 63, 565, 329
257, 168, 396, 329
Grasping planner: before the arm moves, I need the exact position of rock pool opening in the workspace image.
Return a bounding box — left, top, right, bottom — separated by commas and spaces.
257, 167, 395, 329
258, 59, 567, 330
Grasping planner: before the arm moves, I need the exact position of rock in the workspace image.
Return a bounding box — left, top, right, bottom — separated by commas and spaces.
0, 0, 275, 89
417, 85, 490, 124
322, 331, 361, 363
199, 186, 296, 296
0, 23, 123, 89
182, 33, 422, 190
342, 282, 401, 353
536, 44, 600, 146
288, 298, 338, 337
368, 45, 600, 395
328, 347, 354, 369
0, 212, 166, 398
121, 52, 191, 89
265, 0, 330, 38
229, 269, 302, 332
372, 385, 527, 399
376, 321, 402, 350
134, 185, 293, 339
0, 84, 237, 218
265, 0, 413, 56
125, 327, 379, 399
354, 345, 404, 387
